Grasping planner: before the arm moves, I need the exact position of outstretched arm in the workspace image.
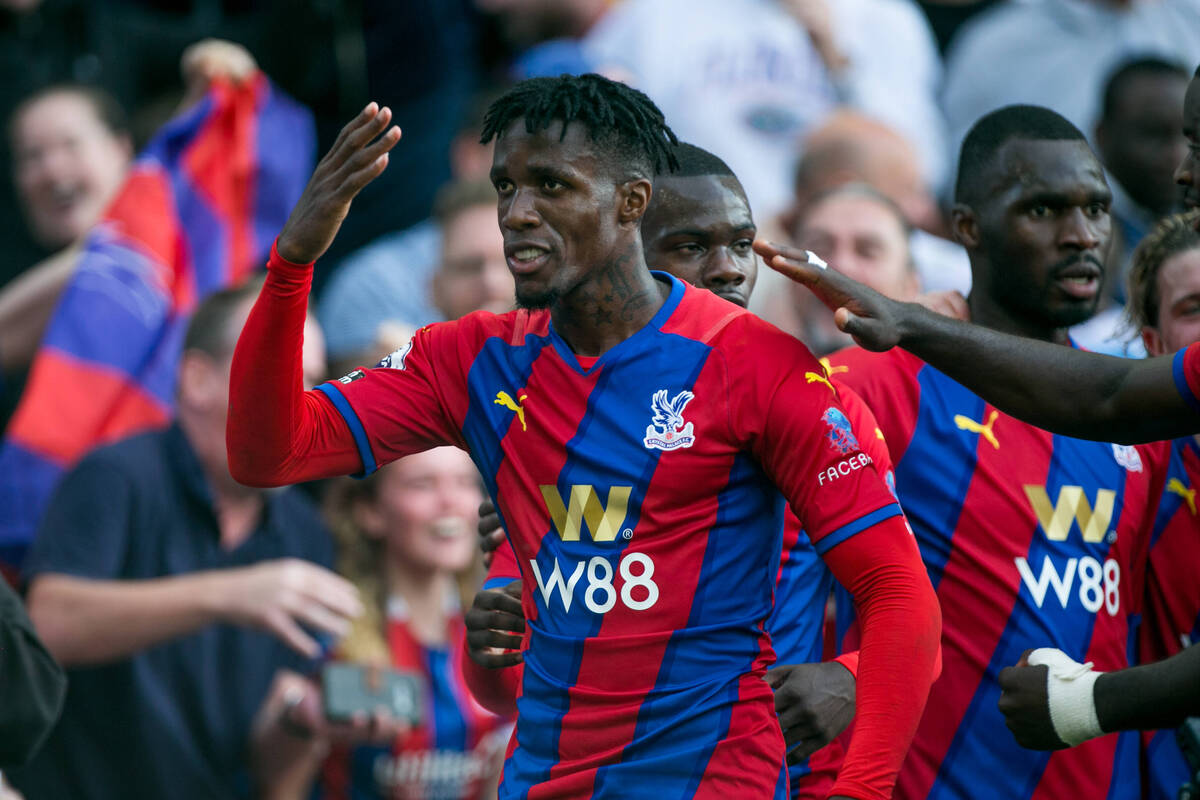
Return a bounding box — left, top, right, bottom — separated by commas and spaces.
227, 104, 401, 486
998, 645, 1200, 750
754, 240, 1196, 445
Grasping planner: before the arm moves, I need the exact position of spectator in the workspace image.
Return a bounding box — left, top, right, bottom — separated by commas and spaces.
914, 0, 1003, 55
265, 447, 508, 799
1096, 57, 1190, 266
788, 183, 921, 356
318, 176, 510, 359
942, 0, 1200, 188
10, 281, 363, 800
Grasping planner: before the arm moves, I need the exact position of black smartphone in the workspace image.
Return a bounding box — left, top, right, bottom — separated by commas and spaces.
321, 663, 423, 725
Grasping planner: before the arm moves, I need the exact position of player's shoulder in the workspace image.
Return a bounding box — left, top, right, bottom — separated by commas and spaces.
377, 308, 553, 367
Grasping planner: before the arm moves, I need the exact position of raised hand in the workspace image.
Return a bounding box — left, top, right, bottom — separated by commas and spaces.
752, 240, 905, 352
276, 104, 402, 265
766, 661, 856, 764
477, 499, 504, 567
218, 558, 364, 657
465, 580, 525, 669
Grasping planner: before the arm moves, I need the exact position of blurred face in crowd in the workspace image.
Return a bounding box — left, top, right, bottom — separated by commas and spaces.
1175, 75, 1200, 210
359, 447, 482, 576
1097, 69, 1188, 216
1143, 246, 1200, 355
432, 202, 514, 319
641, 173, 758, 308
11, 89, 132, 250
962, 139, 1112, 330
795, 190, 918, 302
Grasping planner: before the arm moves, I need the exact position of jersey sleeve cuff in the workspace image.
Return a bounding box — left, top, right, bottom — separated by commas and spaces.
1173, 346, 1200, 414
813, 503, 904, 556
314, 382, 377, 478
833, 650, 860, 679
483, 575, 519, 591
268, 239, 316, 282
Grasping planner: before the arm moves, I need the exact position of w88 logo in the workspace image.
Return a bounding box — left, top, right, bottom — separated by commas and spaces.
530, 553, 660, 615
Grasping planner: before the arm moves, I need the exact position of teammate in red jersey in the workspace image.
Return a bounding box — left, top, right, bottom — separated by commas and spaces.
795, 105, 1165, 799
461, 142, 897, 799
226, 74, 939, 799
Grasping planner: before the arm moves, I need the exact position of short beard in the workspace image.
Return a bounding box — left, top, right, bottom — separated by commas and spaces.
515, 286, 562, 310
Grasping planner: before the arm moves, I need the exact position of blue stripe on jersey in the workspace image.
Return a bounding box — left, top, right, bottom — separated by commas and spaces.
1173, 348, 1200, 413
1145, 728, 1191, 800
316, 382, 377, 477
768, 529, 830, 667
483, 576, 514, 591
590, 453, 785, 797
462, 331, 555, 517
426, 648, 467, 753
814, 503, 902, 555
928, 434, 1137, 799
505, 322, 711, 793
897, 368, 987, 589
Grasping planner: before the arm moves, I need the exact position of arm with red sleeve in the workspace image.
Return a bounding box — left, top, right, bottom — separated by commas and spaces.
727, 318, 940, 800
227, 244, 465, 486
461, 539, 525, 717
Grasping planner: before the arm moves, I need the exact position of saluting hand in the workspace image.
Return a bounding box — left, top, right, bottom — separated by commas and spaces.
752, 240, 905, 352
276, 103, 402, 265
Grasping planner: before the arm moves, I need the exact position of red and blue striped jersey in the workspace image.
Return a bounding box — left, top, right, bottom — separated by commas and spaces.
1140, 436, 1200, 800
482, 383, 893, 800
1173, 343, 1200, 413
318, 274, 903, 799
319, 605, 509, 800
829, 346, 1163, 800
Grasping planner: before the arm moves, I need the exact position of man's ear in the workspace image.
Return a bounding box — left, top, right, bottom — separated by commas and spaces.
1142, 325, 1166, 357
950, 203, 981, 249
617, 178, 653, 226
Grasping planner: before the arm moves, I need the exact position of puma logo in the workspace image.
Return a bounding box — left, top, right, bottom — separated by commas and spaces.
805, 371, 835, 394
955, 410, 1000, 450
1167, 478, 1196, 516
494, 391, 529, 432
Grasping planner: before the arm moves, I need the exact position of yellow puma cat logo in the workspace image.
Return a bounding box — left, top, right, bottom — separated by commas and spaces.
494, 391, 529, 432
954, 410, 1000, 450
1167, 478, 1197, 516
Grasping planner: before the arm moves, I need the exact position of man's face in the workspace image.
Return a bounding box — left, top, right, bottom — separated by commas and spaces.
641, 174, 757, 307
1100, 71, 1188, 215
433, 203, 514, 319
1175, 76, 1200, 209
795, 192, 918, 301
491, 119, 634, 309
12, 91, 130, 250
973, 139, 1112, 329
1144, 247, 1200, 355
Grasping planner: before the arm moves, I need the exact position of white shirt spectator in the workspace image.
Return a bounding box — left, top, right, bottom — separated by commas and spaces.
584, 0, 839, 219
830, 0, 949, 195
943, 0, 1200, 190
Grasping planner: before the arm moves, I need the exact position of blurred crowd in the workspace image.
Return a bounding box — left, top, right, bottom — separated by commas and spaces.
1, 0, 1199, 799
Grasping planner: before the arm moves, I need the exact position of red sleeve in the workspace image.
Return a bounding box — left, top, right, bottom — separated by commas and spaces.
460, 641, 522, 718
227, 243, 364, 486
832, 650, 859, 678
727, 320, 902, 555
726, 321, 938, 800
826, 347, 924, 467
822, 519, 941, 800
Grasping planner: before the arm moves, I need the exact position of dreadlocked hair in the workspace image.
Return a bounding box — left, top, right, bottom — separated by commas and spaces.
480, 73, 679, 178
1127, 209, 1200, 331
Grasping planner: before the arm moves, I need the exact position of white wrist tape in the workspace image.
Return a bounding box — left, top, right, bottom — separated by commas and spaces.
1026, 647, 1104, 746
806, 250, 828, 270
